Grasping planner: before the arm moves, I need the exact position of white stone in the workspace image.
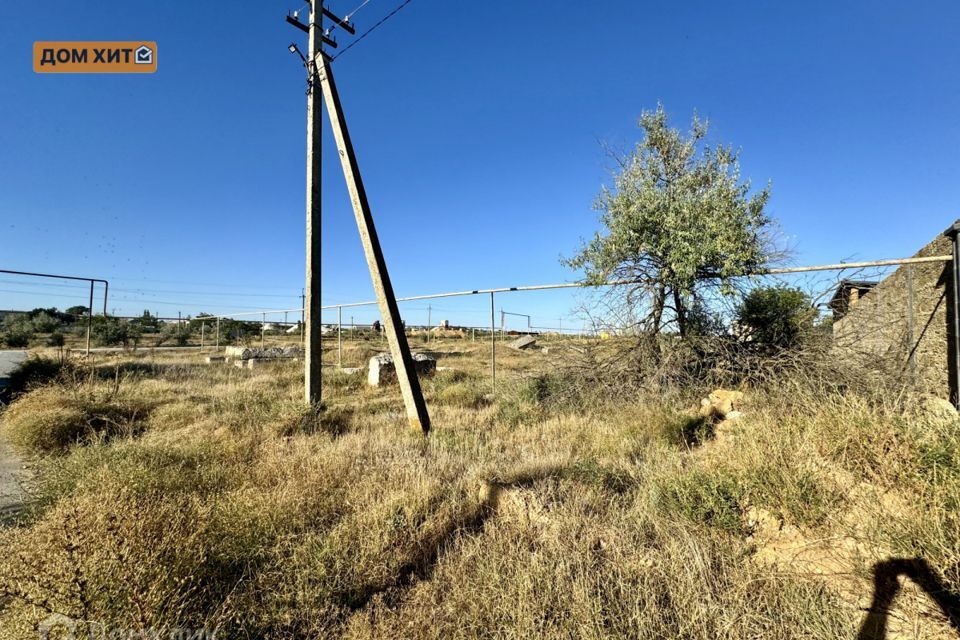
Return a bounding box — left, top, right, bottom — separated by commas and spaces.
509, 336, 537, 350
367, 352, 437, 386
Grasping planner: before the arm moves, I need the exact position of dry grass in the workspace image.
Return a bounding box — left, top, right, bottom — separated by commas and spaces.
0, 337, 957, 638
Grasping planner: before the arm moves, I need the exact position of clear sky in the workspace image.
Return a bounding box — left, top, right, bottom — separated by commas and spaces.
1, 1, 958, 330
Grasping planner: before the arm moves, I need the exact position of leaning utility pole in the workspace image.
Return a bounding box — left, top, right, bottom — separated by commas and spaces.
288, 1, 431, 433
316, 49, 431, 433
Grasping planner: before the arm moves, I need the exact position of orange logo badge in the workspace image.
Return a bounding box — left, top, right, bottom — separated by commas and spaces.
34, 41, 157, 73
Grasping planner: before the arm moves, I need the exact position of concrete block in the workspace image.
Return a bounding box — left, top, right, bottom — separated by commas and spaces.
368, 352, 437, 386
509, 336, 537, 351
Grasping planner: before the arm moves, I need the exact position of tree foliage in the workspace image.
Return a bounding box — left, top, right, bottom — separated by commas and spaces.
565, 105, 774, 336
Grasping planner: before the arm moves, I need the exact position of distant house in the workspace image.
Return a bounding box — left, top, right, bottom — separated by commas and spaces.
828, 280, 878, 321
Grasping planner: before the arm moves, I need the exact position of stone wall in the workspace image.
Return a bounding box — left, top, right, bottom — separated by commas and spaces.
832, 234, 952, 398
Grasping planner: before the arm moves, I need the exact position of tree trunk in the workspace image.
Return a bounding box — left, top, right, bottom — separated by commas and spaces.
651, 284, 665, 334
673, 288, 687, 337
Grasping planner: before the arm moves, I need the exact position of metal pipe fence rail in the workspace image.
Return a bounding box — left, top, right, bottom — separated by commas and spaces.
194, 253, 957, 402
0, 268, 109, 356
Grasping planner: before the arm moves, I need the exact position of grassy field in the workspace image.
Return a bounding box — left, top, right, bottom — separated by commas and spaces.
1, 336, 959, 638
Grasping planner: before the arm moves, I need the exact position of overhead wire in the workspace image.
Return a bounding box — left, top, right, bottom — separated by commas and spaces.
331, 0, 414, 60
342, 0, 374, 21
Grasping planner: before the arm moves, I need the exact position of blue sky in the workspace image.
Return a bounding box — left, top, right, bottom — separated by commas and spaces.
1, 1, 958, 330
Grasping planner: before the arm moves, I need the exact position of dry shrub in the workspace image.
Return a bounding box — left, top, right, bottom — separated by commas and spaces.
555, 331, 912, 409
2, 385, 152, 454
3, 355, 75, 398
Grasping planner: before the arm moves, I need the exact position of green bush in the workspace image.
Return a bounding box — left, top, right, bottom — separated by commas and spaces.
736, 286, 815, 351
3, 331, 31, 348
90, 317, 142, 348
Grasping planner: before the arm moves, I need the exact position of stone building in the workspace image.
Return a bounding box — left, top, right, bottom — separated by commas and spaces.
828, 280, 878, 320
831, 231, 953, 398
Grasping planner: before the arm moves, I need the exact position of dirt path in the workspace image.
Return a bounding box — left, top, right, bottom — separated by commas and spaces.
0, 350, 28, 523
0, 439, 25, 524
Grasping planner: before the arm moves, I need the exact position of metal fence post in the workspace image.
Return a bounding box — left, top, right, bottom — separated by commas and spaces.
85, 280, 93, 356
490, 291, 496, 396
338, 305, 343, 368
216, 317, 220, 351
201, 321, 205, 352
261, 312, 266, 348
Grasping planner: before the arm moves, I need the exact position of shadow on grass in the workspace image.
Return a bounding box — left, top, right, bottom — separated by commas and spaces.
342, 468, 567, 612
0, 502, 27, 527
282, 404, 356, 438
857, 557, 960, 639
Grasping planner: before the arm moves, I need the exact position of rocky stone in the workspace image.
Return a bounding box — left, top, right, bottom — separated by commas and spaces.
698, 389, 744, 419
508, 336, 537, 351
918, 395, 958, 424
223, 346, 303, 361
367, 352, 437, 386
205, 356, 226, 364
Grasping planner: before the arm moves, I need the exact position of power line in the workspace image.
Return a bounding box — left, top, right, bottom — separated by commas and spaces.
0, 279, 88, 290
0, 279, 300, 299
332, 0, 414, 60
342, 0, 374, 21
111, 287, 297, 299
0, 288, 90, 301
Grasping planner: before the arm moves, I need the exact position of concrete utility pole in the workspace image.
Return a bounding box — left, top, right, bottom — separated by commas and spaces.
315, 49, 431, 433
303, 2, 324, 405
286, 2, 428, 431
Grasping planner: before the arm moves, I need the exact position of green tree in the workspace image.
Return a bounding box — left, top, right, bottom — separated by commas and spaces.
30, 311, 63, 333
736, 286, 815, 351
131, 310, 160, 332
564, 105, 774, 337
2, 314, 34, 347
